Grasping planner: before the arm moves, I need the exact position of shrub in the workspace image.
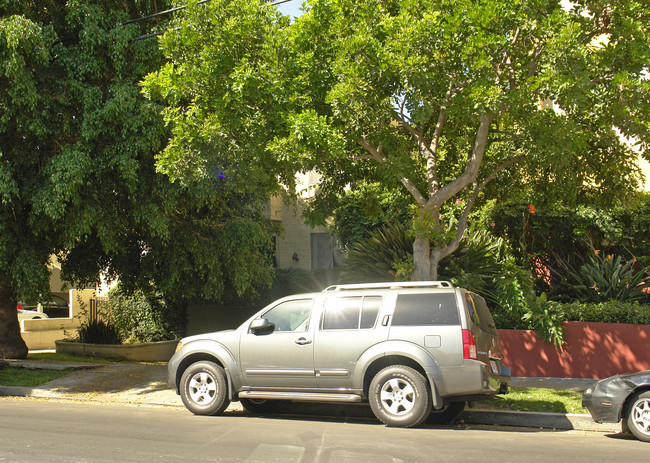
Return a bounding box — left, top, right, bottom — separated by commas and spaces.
522, 293, 565, 348
107, 285, 185, 343
330, 183, 413, 249
342, 221, 413, 282
552, 300, 650, 324
77, 320, 121, 345
567, 253, 650, 302
490, 200, 650, 299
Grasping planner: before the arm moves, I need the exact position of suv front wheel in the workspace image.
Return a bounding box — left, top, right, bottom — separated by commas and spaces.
179, 361, 230, 416
369, 365, 432, 427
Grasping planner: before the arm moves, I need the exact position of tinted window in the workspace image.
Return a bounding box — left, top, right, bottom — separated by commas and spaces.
361, 296, 382, 329
261, 299, 312, 332
469, 293, 498, 335
322, 296, 383, 330
465, 293, 480, 326
323, 297, 360, 330
392, 293, 459, 326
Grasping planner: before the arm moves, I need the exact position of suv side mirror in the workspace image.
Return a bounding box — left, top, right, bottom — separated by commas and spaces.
250, 318, 275, 335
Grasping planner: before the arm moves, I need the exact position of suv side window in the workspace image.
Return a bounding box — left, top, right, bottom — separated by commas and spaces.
360, 296, 381, 329
261, 299, 313, 332
392, 293, 459, 326
322, 296, 382, 330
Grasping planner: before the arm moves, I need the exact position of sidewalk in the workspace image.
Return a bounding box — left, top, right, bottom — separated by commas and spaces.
0, 359, 617, 433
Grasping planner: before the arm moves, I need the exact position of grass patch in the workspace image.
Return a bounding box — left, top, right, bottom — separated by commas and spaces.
0, 367, 71, 387
483, 387, 588, 414
27, 352, 117, 363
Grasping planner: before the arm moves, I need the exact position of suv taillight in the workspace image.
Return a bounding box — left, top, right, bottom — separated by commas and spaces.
463, 329, 477, 360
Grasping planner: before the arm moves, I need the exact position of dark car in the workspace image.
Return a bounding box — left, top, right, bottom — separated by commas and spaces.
582, 370, 650, 442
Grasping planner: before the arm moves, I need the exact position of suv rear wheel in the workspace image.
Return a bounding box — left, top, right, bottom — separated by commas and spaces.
179, 361, 230, 416
369, 365, 432, 427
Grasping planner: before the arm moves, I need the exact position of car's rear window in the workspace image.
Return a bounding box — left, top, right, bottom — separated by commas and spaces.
466, 293, 498, 335
392, 293, 459, 326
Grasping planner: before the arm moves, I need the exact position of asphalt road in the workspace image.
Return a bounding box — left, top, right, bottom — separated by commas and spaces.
1, 398, 647, 463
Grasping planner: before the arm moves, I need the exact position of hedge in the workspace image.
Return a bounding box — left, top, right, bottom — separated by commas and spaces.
549, 300, 650, 325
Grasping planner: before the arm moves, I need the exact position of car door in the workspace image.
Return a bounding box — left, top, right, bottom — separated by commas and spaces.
239, 298, 318, 389
313, 295, 388, 389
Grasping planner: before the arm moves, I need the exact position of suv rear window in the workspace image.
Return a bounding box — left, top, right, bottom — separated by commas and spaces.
466, 293, 498, 335
392, 293, 459, 326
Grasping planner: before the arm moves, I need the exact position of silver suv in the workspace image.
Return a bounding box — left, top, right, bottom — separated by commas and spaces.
168, 281, 510, 427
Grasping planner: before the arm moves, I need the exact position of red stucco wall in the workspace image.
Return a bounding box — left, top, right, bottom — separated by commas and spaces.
498, 321, 650, 379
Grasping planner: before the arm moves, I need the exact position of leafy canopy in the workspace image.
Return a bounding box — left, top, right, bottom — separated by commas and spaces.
270, 0, 649, 278
0, 0, 278, 357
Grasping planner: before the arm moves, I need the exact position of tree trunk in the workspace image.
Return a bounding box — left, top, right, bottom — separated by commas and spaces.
413, 236, 431, 281
430, 248, 444, 281
0, 283, 28, 359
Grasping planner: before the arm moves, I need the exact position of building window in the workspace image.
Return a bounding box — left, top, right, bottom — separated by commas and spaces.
310, 233, 334, 269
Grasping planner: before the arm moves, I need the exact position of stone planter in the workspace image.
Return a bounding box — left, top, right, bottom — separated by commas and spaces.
55, 339, 179, 362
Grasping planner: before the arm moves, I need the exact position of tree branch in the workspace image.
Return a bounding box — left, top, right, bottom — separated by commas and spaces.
438, 155, 525, 260
357, 137, 427, 205
527, 41, 545, 79
429, 114, 495, 208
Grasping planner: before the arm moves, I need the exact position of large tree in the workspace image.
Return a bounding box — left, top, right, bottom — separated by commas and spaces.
0, 0, 275, 358
271, 0, 650, 280
147, 0, 649, 283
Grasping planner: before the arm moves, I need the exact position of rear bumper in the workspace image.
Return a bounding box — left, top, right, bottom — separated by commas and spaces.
436, 361, 510, 399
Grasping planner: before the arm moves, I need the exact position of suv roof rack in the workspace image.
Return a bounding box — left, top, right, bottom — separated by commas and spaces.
322, 281, 454, 292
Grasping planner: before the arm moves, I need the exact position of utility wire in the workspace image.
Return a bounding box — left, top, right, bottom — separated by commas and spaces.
124, 0, 295, 26
130, 0, 296, 42
122, 0, 210, 26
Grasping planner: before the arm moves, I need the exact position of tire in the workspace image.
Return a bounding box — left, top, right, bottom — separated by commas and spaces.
240, 398, 279, 414
625, 390, 650, 443
426, 401, 466, 425
369, 365, 432, 428
179, 361, 230, 416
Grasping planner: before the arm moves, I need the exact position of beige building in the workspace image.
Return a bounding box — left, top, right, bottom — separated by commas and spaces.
269, 171, 340, 271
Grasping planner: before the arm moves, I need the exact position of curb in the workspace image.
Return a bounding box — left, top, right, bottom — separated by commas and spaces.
0, 385, 63, 399
461, 409, 619, 433
3, 359, 102, 371
0, 385, 619, 433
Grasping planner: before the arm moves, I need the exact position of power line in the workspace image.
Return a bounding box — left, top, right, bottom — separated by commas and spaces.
122, 0, 211, 26
124, 0, 295, 26
130, 0, 296, 42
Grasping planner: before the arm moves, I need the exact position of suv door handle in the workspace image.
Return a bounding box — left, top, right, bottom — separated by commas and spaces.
295, 337, 312, 345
